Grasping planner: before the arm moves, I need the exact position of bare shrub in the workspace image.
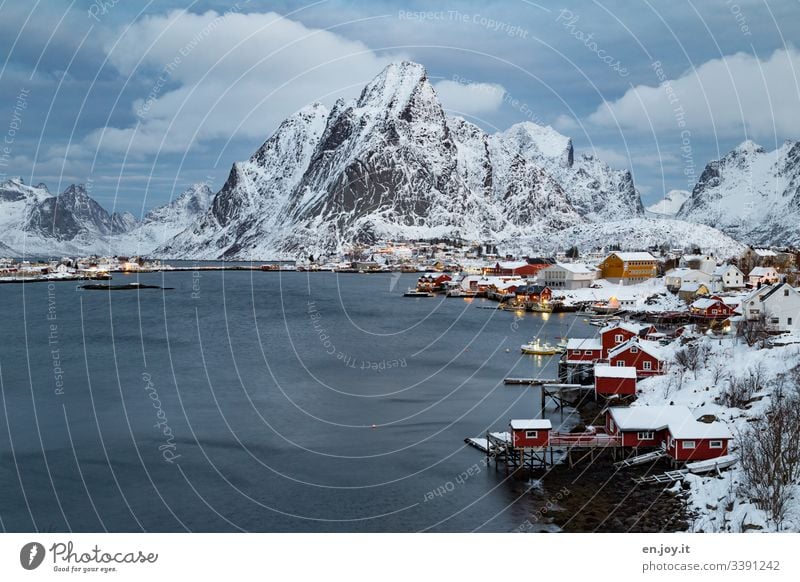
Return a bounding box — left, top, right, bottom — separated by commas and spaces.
736, 311, 771, 347
674, 342, 709, 378
737, 388, 800, 529
718, 364, 766, 409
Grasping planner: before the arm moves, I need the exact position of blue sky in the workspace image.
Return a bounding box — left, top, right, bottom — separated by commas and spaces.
1, 0, 798, 215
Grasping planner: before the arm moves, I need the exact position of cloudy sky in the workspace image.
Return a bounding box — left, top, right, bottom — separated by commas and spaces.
1, 0, 798, 215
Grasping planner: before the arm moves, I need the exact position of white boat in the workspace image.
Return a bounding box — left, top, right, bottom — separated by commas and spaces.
403, 288, 434, 297
520, 338, 566, 356
686, 454, 738, 474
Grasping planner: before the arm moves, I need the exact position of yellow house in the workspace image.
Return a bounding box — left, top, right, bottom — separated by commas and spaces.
599, 252, 659, 285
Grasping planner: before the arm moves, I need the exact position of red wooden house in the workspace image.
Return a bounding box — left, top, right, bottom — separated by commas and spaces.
509, 419, 552, 448
605, 406, 676, 448
689, 295, 738, 320
417, 273, 452, 292
606, 405, 732, 461
599, 322, 645, 358
666, 422, 732, 461
514, 284, 552, 303
594, 365, 637, 396
608, 338, 666, 377
564, 338, 602, 364
488, 261, 540, 277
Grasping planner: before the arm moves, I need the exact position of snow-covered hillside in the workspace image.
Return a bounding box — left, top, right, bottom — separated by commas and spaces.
678, 140, 800, 246
637, 335, 800, 532
504, 217, 746, 259
646, 189, 690, 216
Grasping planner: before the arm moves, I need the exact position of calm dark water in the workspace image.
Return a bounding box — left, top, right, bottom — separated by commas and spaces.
0, 271, 595, 532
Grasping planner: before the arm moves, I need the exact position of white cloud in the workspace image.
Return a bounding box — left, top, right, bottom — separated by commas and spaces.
553, 114, 580, 133
433, 79, 506, 115
86, 9, 404, 156
588, 48, 800, 139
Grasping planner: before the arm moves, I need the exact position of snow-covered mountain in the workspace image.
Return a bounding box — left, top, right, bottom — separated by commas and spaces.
0, 177, 212, 256
677, 140, 800, 246
114, 183, 215, 254
158, 61, 645, 259
646, 189, 690, 216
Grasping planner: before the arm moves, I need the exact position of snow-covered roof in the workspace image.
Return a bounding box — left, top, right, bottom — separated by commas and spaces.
690, 297, 721, 309
668, 420, 732, 440
599, 321, 643, 335
679, 282, 704, 293
566, 338, 602, 351
748, 266, 776, 276
608, 405, 694, 431
594, 365, 637, 379
497, 261, 529, 270
552, 262, 595, 274
509, 419, 552, 430
611, 251, 657, 262
712, 264, 742, 277
608, 337, 667, 361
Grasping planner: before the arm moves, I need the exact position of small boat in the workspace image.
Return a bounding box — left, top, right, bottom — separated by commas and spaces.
403, 288, 434, 297
520, 339, 564, 356
685, 455, 738, 474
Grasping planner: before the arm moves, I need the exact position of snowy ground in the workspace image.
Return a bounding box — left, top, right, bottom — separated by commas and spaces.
634, 332, 800, 532
553, 277, 686, 312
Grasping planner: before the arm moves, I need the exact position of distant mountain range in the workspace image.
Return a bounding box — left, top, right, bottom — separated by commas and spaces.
0, 178, 213, 257
2, 61, 792, 259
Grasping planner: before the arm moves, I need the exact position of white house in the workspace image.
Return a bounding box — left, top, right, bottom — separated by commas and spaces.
740, 282, 800, 333
665, 267, 711, 291
539, 262, 599, 290
710, 264, 745, 292
679, 254, 717, 275
747, 266, 779, 288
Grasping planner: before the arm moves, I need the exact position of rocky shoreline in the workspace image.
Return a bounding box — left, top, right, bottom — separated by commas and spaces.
517, 398, 692, 533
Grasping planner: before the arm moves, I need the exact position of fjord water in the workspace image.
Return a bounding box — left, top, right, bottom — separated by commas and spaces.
0, 270, 594, 532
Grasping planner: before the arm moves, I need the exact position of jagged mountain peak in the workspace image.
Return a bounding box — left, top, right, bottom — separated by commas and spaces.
356, 60, 429, 111
733, 139, 764, 155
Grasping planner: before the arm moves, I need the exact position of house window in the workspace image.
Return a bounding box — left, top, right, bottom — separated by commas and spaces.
614, 334, 623, 343
630, 346, 638, 353
682, 440, 696, 450
616, 361, 625, 367
785, 289, 790, 296
637, 431, 655, 440
584, 350, 593, 355
525, 430, 538, 439
789, 318, 793, 326
771, 317, 779, 324
643, 361, 652, 370
709, 440, 723, 449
